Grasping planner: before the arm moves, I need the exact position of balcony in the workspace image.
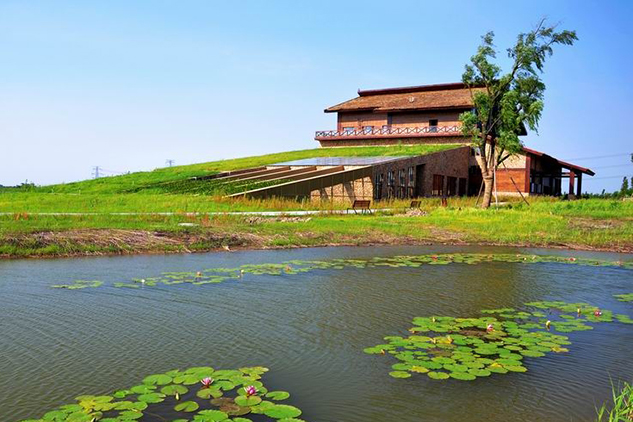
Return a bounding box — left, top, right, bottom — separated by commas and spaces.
315, 125, 463, 141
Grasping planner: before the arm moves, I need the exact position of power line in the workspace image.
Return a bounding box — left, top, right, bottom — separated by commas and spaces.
590, 163, 633, 170
563, 152, 632, 161
583, 175, 631, 181
92, 166, 101, 179
99, 167, 127, 175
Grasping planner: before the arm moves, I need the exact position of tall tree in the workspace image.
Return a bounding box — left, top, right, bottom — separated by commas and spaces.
460, 20, 577, 208
621, 176, 630, 196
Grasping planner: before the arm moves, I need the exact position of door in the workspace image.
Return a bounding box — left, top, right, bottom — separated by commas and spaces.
414, 164, 425, 197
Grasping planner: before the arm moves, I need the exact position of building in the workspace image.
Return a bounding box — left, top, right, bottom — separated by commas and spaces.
314, 82, 594, 198
227, 82, 593, 202
228, 147, 470, 201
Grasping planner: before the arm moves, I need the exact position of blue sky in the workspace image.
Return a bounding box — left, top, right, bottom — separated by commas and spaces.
1, 0, 631, 192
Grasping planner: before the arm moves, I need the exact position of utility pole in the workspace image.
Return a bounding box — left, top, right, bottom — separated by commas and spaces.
92, 166, 101, 179
166, 159, 175, 167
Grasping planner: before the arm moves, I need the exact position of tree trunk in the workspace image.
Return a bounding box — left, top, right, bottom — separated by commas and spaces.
480, 174, 494, 209
474, 148, 495, 209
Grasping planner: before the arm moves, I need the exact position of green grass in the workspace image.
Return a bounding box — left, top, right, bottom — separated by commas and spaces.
1, 197, 631, 258
596, 381, 633, 421
0, 144, 631, 258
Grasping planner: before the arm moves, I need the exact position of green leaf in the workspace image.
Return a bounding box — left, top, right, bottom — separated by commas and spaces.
263, 404, 302, 419
143, 374, 172, 385
137, 392, 165, 404
265, 391, 290, 401
161, 384, 188, 396
389, 371, 411, 379
235, 395, 262, 406
174, 400, 199, 412
449, 371, 476, 380
196, 409, 229, 420
427, 371, 450, 380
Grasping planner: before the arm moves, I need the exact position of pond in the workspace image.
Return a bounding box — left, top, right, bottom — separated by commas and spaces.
0, 245, 632, 422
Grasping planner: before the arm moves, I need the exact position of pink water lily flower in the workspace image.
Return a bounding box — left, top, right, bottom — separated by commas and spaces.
201, 377, 214, 388
244, 385, 257, 397
594, 309, 602, 317
486, 324, 494, 333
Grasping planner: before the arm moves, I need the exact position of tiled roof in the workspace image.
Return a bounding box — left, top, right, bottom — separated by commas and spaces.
325, 82, 485, 113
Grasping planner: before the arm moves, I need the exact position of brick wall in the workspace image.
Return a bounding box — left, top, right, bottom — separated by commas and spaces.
337, 112, 388, 131
317, 136, 468, 148
496, 168, 527, 193
336, 110, 463, 131
391, 111, 462, 128
371, 146, 470, 199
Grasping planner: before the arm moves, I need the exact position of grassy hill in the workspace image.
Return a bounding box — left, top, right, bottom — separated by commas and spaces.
16, 144, 460, 195
0, 144, 460, 213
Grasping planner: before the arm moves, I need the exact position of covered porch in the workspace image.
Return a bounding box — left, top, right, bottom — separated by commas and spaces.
523, 147, 595, 197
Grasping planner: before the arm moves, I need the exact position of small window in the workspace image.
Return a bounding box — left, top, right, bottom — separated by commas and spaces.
408, 167, 414, 185
342, 127, 355, 134
381, 125, 390, 133
363, 126, 374, 134
398, 169, 405, 186
429, 119, 438, 132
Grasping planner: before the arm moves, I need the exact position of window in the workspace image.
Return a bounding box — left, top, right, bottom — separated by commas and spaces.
408, 167, 414, 185
387, 171, 395, 199
429, 119, 438, 133
398, 169, 406, 198
363, 126, 374, 134
374, 173, 384, 200
447, 176, 457, 196
343, 127, 355, 134
432, 174, 444, 196
381, 125, 390, 133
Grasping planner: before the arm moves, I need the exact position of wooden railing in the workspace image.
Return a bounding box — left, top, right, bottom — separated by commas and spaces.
315, 125, 462, 139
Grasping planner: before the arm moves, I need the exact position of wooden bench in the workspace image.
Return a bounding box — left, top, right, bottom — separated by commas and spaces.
408, 200, 421, 209
347, 199, 373, 214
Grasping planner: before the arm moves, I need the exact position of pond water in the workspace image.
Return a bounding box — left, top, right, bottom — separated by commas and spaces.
1, 245, 632, 422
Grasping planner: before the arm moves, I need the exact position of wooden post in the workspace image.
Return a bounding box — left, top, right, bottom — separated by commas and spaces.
569, 171, 575, 197
577, 173, 583, 197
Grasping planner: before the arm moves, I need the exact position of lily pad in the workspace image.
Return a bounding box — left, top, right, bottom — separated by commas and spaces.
174, 400, 199, 412
161, 384, 188, 396
427, 371, 450, 380
196, 409, 229, 420
143, 374, 172, 385
389, 371, 411, 379
265, 391, 290, 401
234, 395, 262, 406
263, 404, 302, 419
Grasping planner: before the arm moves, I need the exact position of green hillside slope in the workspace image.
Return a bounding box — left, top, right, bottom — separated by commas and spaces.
14, 144, 461, 194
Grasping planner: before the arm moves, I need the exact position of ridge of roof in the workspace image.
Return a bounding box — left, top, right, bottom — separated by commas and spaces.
522, 147, 595, 176
358, 82, 483, 97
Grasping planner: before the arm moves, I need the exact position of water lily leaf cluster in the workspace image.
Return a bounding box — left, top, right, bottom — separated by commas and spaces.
52, 253, 633, 289
19, 366, 303, 422
366, 300, 633, 381
614, 293, 633, 302
51, 280, 103, 289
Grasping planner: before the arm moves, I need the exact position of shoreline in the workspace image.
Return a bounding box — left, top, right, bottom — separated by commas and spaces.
2, 231, 631, 260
